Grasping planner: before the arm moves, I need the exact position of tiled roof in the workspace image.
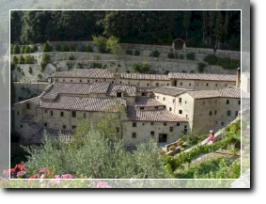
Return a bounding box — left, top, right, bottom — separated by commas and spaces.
108, 84, 137, 97
135, 97, 165, 107
39, 96, 126, 112
127, 106, 187, 122
120, 73, 169, 81
152, 86, 188, 96
187, 87, 248, 99
168, 72, 236, 82
52, 69, 114, 79
41, 82, 110, 100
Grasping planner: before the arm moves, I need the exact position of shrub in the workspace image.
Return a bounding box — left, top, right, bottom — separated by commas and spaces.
126, 49, 133, 55
40, 62, 46, 72
90, 62, 102, 68
150, 50, 160, 57
42, 53, 50, 62
32, 45, 38, 52
106, 36, 121, 54
179, 54, 184, 59
38, 74, 42, 80
61, 44, 70, 52
186, 52, 196, 60
17, 66, 21, 72
70, 45, 77, 51
43, 42, 51, 52
29, 67, 33, 74
12, 44, 20, 54
169, 145, 176, 151
24, 45, 31, 53
86, 45, 93, 52
68, 55, 75, 60
18, 55, 25, 64
203, 54, 219, 65
92, 36, 107, 53
25, 55, 33, 64
177, 140, 184, 146
132, 61, 151, 74
12, 55, 18, 64
134, 50, 140, 56
198, 62, 207, 73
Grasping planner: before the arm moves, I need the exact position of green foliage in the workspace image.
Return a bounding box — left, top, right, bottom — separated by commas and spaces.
85, 45, 93, 52
186, 52, 196, 60
32, 45, 38, 52
25, 54, 33, 64
198, 62, 207, 73
92, 36, 107, 53
12, 55, 18, 64
150, 50, 160, 57
18, 54, 25, 64
90, 62, 102, 68
13, 44, 20, 54
42, 53, 50, 62
204, 54, 240, 69
38, 74, 42, 80
61, 44, 70, 52
106, 36, 121, 54
43, 42, 51, 52
132, 61, 152, 74
22, 125, 168, 178
68, 55, 75, 60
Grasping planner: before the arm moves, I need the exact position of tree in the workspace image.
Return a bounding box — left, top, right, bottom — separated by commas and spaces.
214, 11, 224, 50
92, 36, 107, 53
106, 36, 121, 55
18, 55, 25, 64
12, 44, 20, 54
11, 11, 22, 44
183, 11, 192, 40
43, 42, 50, 52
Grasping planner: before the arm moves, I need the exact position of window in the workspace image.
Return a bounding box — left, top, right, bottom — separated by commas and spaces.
140, 107, 144, 110
176, 123, 180, 126
132, 122, 137, 127
203, 101, 205, 105
80, 80, 82, 83
61, 112, 64, 117
112, 81, 114, 84
167, 83, 169, 86
184, 125, 188, 134
87, 80, 90, 83
169, 107, 172, 111
159, 134, 167, 143
56, 79, 59, 82
214, 110, 217, 115
63, 125, 66, 130
186, 114, 188, 119
70, 80, 73, 82
72, 126, 77, 130
180, 82, 183, 86
83, 113, 86, 118
150, 131, 155, 136
20, 125, 23, 128
215, 83, 218, 87
179, 110, 183, 114
44, 123, 47, 127
235, 111, 239, 116
174, 80, 177, 86
72, 111, 76, 118
26, 103, 31, 110
227, 110, 231, 116
45, 110, 48, 114
156, 83, 159, 87
209, 111, 212, 116
155, 106, 158, 110
95, 80, 98, 82
141, 93, 145, 96
50, 111, 53, 116
163, 122, 167, 126
142, 123, 145, 126
169, 127, 173, 132
185, 101, 187, 104
221, 122, 224, 126
116, 127, 120, 133
206, 83, 209, 87
179, 98, 182, 103
151, 122, 154, 126
116, 92, 122, 98
17, 111, 19, 116
226, 100, 230, 105
63, 79, 65, 82
189, 83, 191, 86
173, 99, 175, 103
132, 132, 137, 139
163, 97, 165, 101
238, 100, 241, 105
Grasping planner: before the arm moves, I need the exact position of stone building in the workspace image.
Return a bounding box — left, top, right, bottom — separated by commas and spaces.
14, 68, 246, 147
172, 38, 186, 50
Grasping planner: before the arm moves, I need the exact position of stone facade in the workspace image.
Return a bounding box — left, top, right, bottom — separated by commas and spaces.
14, 69, 247, 147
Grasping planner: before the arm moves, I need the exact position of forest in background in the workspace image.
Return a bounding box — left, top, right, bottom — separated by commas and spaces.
11, 11, 241, 51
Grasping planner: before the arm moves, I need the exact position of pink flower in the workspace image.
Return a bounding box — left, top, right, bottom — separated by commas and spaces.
49, 175, 61, 185
17, 171, 26, 177
96, 181, 112, 188
40, 174, 45, 182
39, 168, 49, 173
61, 174, 73, 179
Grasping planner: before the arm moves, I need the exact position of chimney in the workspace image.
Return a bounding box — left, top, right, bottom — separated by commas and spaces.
236, 67, 241, 88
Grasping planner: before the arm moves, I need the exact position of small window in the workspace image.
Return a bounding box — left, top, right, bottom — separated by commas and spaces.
147, 83, 149, 86
116, 92, 122, 98
45, 110, 48, 114
72, 111, 76, 118
227, 110, 231, 116
163, 97, 165, 101
61, 112, 64, 117
189, 83, 191, 86
180, 82, 183, 86
214, 110, 217, 115
238, 100, 241, 105
206, 83, 209, 87
112, 81, 114, 84
132, 132, 137, 139
70, 80, 73, 82
17, 111, 20, 116
63, 79, 65, 82
80, 80, 82, 83
226, 100, 230, 105
150, 131, 155, 136
50, 111, 53, 116
87, 80, 90, 83
173, 99, 175, 103
156, 83, 159, 87
95, 80, 98, 82
215, 83, 218, 87
169, 107, 172, 111
83, 113, 86, 118
44, 123, 47, 127
26, 103, 31, 110
167, 83, 169, 86
179, 98, 182, 103
235, 111, 239, 116
72, 126, 77, 130
132, 122, 137, 127
20, 125, 23, 128
151, 122, 154, 126
176, 123, 180, 126
179, 110, 183, 114
209, 111, 212, 116
140, 107, 144, 110
163, 122, 167, 126
63, 125, 66, 129
169, 127, 173, 132
203, 101, 205, 105
116, 127, 120, 133
221, 122, 224, 126
155, 106, 158, 110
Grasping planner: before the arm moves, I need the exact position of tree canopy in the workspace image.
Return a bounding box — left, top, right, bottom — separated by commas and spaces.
12, 11, 240, 50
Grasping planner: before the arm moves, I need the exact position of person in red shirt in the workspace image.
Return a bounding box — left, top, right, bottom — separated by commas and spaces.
207, 130, 214, 144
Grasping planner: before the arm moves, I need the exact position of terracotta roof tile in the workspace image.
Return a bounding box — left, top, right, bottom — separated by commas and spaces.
135, 97, 165, 107
120, 73, 169, 81
152, 86, 189, 96
108, 84, 137, 97
52, 69, 114, 79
